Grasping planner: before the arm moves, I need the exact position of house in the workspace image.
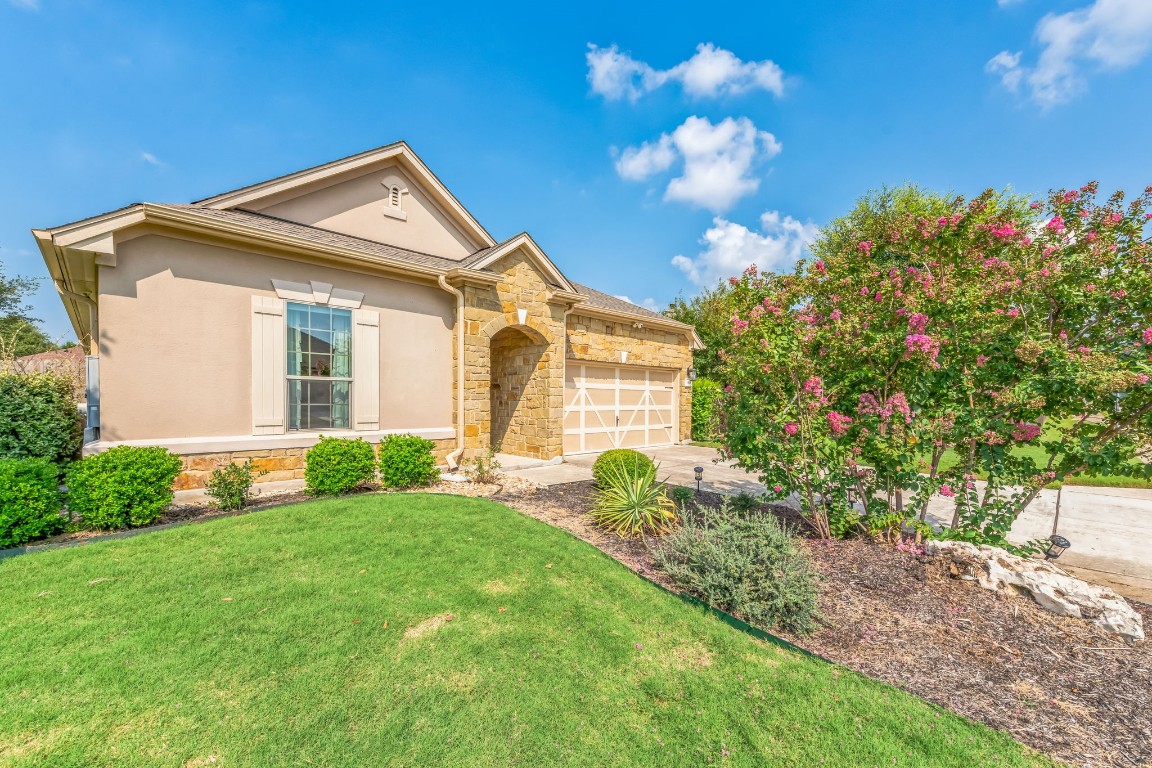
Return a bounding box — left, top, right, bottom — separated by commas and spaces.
34, 142, 701, 488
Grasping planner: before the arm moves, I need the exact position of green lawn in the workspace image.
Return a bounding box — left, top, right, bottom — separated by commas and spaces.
0, 494, 1052, 767
932, 419, 1152, 489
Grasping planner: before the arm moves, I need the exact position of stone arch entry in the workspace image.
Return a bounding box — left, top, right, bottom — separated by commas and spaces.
489, 325, 550, 459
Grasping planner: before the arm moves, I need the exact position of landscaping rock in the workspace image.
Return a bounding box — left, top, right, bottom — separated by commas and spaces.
927, 540, 1144, 642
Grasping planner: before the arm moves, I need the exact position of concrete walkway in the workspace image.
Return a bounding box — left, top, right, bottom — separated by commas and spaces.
507, 444, 1152, 602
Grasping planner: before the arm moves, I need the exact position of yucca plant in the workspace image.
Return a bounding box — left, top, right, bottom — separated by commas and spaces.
591, 460, 677, 538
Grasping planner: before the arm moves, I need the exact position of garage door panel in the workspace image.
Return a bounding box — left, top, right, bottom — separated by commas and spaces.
563, 363, 677, 453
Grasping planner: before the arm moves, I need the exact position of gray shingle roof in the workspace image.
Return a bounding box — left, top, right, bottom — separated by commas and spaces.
144, 206, 682, 327
155, 204, 464, 271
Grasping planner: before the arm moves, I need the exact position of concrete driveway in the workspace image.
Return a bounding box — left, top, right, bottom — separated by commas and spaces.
507, 444, 1152, 602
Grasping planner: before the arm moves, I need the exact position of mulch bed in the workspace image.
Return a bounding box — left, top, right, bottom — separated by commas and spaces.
490, 480, 1152, 768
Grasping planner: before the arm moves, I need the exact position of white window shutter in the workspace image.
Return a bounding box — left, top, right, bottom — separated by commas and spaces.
353, 308, 380, 431
251, 295, 286, 435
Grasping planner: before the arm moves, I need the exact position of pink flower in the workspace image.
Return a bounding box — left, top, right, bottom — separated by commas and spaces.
860, 286, 871, 296
976, 354, 989, 367
803, 376, 825, 399
744, 264, 758, 276
1084, 284, 1096, 292
829, 309, 842, 321
1136, 374, 1149, 386
1029, 202, 1042, 209
905, 333, 940, 359
1012, 422, 1042, 442
1142, 327, 1152, 345
939, 484, 955, 497
773, 484, 783, 493
827, 411, 853, 437
874, 292, 883, 301
731, 316, 749, 334
723, 385, 734, 393
1046, 216, 1066, 232
1107, 212, 1122, 225
783, 422, 800, 436
1063, 190, 1079, 202
1006, 308, 1020, 319
813, 260, 827, 275
857, 240, 873, 256
907, 312, 929, 334
728, 277, 740, 286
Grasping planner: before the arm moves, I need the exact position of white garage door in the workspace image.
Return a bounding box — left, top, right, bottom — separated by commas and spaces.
563, 363, 677, 454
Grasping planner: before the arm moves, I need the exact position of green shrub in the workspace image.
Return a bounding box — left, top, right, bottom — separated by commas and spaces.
0, 456, 64, 547
653, 504, 820, 635
66, 446, 183, 530
592, 460, 677, 538
465, 447, 502, 484
591, 449, 655, 488
730, 492, 762, 515
205, 460, 266, 511
0, 370, 82, 464
304, 436, 376, 495
669, 485, 695, 510
378, 434, 439, 488
691, 377, 723, 441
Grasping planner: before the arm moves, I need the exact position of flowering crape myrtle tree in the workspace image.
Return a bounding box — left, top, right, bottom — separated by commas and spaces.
720, 183, 1152, 550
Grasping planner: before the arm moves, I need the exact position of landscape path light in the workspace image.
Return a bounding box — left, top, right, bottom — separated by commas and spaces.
694, 466, 704, 493
1044, 535, 1071, 561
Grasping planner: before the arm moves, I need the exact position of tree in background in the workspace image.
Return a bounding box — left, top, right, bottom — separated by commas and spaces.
665, 282, 734, 380
0, 259, 58, 358
720, 183, 1152, 550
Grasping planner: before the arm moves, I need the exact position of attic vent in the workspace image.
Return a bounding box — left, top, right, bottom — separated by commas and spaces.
382, 181, 408, 221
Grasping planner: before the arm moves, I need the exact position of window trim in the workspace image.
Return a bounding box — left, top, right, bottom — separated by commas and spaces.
285, 300, 354, 433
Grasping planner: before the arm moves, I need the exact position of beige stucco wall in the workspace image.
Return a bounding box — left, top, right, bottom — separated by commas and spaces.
98, 232, 455, 443
566, 313, 694, 443
251, 164, 478, 260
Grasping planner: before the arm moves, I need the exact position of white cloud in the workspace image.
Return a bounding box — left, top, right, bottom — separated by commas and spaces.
672, 210, 819, 287
997, 0, 1026, 6
613, 295, 661, 312
987, 0, 1152, 107
7, 0, 39, 9
140, 151, 165, 167
615, 116, 781, 212
614, 135, 676, 181
587, 43, 785, 102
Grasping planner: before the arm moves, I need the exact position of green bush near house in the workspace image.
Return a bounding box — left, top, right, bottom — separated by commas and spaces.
65, 446, 183, 530
690, 377, 723, 441
205, 460, 265, 511
0, 370, 82, 465
0, 456, 64, 547
377, 434, 439, 489
591, 448, 654, 488
304, 436, 377, 496
653, 503, 820, 635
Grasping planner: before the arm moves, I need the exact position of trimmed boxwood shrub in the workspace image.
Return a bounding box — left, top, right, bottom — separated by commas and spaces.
0, 456, 64, 547
65, 446, 183, 530
378, 434, 439, 489
0, 371, 82, 464
653, 505, 820, 635
591, 449, 654, 488
690, 377, 723, 441
304, 436, 376, 495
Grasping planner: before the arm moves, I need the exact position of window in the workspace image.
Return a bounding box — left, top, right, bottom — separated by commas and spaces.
287, 302, 352, 430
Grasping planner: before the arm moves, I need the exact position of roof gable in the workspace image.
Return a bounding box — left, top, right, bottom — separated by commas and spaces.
194, 142, 496, 257
463, 233, 577, 294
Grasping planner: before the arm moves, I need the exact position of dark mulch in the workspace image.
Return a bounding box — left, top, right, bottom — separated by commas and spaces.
494, 480, 1152, 768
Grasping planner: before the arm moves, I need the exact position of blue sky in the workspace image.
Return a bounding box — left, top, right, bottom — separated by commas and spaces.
3, 0, 1151, 340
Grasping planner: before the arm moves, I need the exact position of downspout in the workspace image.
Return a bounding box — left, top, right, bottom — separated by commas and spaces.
437, 275, 466, 470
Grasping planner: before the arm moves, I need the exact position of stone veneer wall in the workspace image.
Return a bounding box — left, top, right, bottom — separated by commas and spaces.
457, 249, 567, 459
174, 437, 456, 490
489, 327, 551, 459
566, 312, 694, 443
